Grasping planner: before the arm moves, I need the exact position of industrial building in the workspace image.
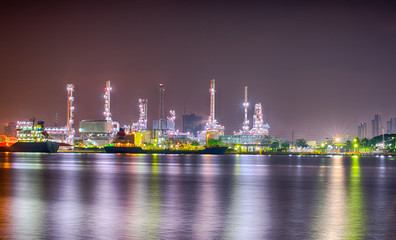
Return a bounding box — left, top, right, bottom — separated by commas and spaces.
235, 86, 270, 137
79, 120, 113, 146
78, 80, 121, 146
182, 113, 203, 136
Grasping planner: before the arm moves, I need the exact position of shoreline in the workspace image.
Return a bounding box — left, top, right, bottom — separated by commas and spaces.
56, 149, 396, 156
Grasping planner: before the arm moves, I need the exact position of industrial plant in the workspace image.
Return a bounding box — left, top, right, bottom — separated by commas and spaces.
2, 79, 273, 152
3, 78, 396, 155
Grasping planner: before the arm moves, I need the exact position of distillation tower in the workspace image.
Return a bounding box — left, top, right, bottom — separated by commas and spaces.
104, 80, 112, 122
242, 86, 249, 133
235, 86, 251, 135
250, 103, 270, 136
209, 79, 216, 124
203, 79, 224, 138
132, 99, 148, 131
44, 83, 76, 144
165, 110, 177, 135
66, 84, 75, 144
168, 110, 175, 122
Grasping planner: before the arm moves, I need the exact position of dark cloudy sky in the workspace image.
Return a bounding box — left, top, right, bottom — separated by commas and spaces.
1, 0, 395, 140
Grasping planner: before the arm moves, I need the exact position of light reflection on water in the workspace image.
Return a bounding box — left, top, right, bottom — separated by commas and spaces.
0, 153, 396, 239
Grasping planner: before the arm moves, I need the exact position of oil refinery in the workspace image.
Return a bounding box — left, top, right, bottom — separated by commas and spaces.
4, 79, 271, 152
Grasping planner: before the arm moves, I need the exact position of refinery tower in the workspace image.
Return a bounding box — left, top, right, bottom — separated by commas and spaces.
201, 79, 224, 139
235, 85, 270, 136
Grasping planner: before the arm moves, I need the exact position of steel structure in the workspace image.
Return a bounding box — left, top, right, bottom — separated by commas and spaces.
66, 84, 75, 144
235, 86, 251, 135
167, 110, 176, 122
204, 79, 224, 133
136, 99, 148, 131
209, 79, 215, 123
165, 110, 178, 135
103, 80, 112, 122
249, 103, 270, 136
242, 86, 250, 133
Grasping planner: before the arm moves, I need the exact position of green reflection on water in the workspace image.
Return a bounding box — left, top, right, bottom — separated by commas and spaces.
310, 156, 367, 239
345, 156, 366, 239
234, 155, 240, 176
142, 154, 161, 240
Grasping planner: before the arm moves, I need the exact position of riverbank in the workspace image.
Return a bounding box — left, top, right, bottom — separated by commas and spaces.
56, 148, 396, 156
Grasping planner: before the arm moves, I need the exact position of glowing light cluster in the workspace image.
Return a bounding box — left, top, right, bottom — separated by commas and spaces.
16, 121, 33, 134
166, 110, 178, 136
167, 110, 175, 122
46, 127, 68, 135
0, 135, 15, 146
103, 80, 112, 122
133, 99, 148, 131
249, 103, 270, 136
16, 121, 49, 143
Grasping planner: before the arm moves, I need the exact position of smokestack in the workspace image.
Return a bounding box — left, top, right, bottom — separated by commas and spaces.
159, 83, 165, 119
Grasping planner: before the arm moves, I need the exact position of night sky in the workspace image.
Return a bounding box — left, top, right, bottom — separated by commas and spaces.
1, 1, 396, 140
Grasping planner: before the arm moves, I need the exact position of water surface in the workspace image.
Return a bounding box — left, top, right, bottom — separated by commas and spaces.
0, 153, 396, 239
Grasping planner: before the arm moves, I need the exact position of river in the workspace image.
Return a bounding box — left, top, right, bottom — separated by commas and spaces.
0, 153, 395, 239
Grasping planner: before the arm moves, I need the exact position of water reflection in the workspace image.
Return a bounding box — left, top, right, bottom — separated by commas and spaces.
345, 156, 366, 239
0, 153, 12, 239
311, 156, 347, 239
11, 156, 46, 239
311, 156, 367, 240
1, 153, 396, 239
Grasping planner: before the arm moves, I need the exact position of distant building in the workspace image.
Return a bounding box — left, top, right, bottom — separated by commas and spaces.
4, 122, 17, 137
371, 113, 382, 137
387, 118, 396, 134
182, 114, 203, 136
358, 122, 367, 139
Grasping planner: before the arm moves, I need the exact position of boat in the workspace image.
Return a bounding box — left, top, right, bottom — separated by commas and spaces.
104, 129, 228, 154
9, 121, 60, 153
11, 141, 60, 153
